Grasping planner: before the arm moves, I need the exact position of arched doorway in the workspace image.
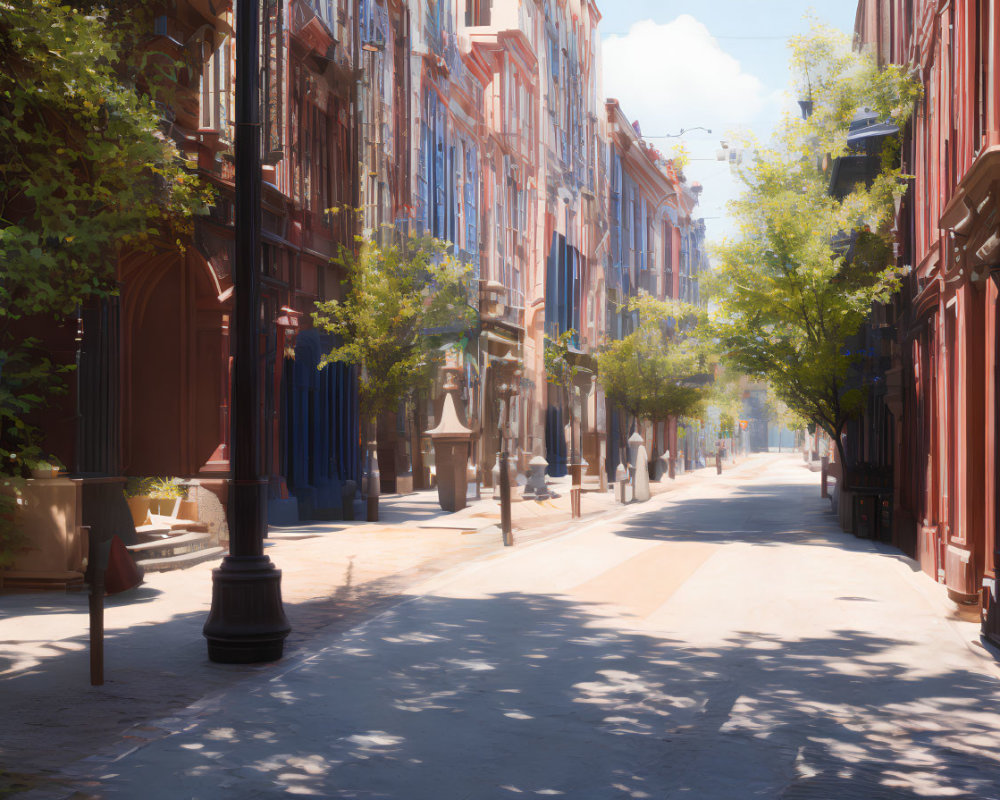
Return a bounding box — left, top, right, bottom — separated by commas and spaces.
120, 247, 229, 478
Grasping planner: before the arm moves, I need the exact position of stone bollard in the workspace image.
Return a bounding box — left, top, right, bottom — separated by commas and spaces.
633, 445, 651, 502
366, 443, 380, 522
627, 433, 644, 471
615, 462, 629, 504
492, 457, 517, 500
523, 455, 550, 499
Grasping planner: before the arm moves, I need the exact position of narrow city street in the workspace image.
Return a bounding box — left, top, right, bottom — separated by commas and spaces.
45, 456, 1000, 800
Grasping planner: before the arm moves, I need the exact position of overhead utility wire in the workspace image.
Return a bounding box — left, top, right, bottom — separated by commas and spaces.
602, 32, 794, 40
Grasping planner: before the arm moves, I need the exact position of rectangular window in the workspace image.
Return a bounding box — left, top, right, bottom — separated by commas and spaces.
264, 0, 284, 159
663, 222, 674, 298
465, 145, 478, 254
974, 0, 986, 153
200, 31, 233, 139
465, 0, 490, 26
639, 197, 648, 271
418, 119, 430, 234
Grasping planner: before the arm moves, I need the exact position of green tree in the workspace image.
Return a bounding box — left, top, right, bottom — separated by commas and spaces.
313, 234, 476, 515
762, 386, 809, 447
708, 24, 921, 470
598, 293, 711, 464
707, 367, 746, 441
0, 0, 212, 564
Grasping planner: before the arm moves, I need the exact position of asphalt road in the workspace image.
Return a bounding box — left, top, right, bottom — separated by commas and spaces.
43, 456, 1000, 799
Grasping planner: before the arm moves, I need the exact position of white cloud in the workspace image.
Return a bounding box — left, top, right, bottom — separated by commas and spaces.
604, 16, 767, 133
602, 15, 784, 242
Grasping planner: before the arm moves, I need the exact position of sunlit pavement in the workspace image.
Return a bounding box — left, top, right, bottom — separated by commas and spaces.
0, 458, 752, 797
45, 456, 1000, 798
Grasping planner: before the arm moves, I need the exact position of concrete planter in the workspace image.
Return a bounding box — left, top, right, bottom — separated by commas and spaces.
427, 387, 473, 513
433, 439, 471, 512
126, 496, 151, 527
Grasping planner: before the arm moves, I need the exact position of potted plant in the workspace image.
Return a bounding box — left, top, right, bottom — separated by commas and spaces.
146, 477, 186, 516
123, 477, 154, 527
29, 458, 61, 480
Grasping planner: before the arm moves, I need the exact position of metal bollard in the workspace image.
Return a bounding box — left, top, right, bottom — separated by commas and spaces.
821, 456, 829, 498
89, 562, 105, 686
500, 450, 513, 547
571, 487, 581, 518
716, 447, 722, 475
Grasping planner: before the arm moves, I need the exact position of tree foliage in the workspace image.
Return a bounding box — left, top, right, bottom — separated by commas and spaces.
707, 367, 746, 439
707, 24, 921, 467
314, 235, 476, 431
0, 0, 212, 321
544, 328, 590, 400
597, 293, 711, 430
763, 385, 809, 435
0, 0, 212, 564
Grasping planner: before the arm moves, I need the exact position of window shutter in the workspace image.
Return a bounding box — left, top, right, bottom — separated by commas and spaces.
465, 145, 478, 253
434, 96, 447, 239
639, 198, 648, 271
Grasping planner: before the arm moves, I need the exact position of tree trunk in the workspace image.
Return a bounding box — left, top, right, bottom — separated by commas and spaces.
410, 398, 425, 490
832, 426, 848, 487
619, 409, 627, 469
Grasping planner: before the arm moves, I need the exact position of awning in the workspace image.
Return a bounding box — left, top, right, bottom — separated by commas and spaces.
846, 121, 899, 146
482, 329, 520, 348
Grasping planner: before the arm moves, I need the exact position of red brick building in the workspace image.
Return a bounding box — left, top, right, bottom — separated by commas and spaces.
29, 0, 362, 538
855, 0, 1000, 643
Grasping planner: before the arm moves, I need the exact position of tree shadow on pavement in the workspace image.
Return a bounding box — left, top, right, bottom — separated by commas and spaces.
0, 584, 164, 621
81, 591, 1000, 800
615, 480, 886, 555
0, 548, 501, 792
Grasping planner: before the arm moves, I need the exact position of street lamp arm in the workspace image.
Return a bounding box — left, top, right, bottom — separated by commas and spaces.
645, 127, 713, 139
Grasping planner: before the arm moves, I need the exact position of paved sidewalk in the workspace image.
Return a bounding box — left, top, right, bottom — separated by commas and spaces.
20, 454, 1000, 799
0, 455, 762, 796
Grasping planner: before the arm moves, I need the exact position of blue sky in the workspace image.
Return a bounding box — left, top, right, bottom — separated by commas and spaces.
600, 2, 859, 242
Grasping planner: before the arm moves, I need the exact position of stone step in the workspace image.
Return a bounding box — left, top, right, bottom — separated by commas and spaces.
134, 524, 173, 544
135, 546, 225, 573
127, 531, 212, 560
147, 514, 210, 533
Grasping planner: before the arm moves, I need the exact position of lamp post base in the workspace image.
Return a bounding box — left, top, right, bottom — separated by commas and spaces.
204, 555, 290, 664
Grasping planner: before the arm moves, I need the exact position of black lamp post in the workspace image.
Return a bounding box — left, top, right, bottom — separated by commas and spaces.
203, 0, 290, 663
495, 350, 521, 547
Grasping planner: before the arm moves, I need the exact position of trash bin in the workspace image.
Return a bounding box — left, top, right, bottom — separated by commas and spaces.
853, 492, 876, 539
878, 494, 893, 542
